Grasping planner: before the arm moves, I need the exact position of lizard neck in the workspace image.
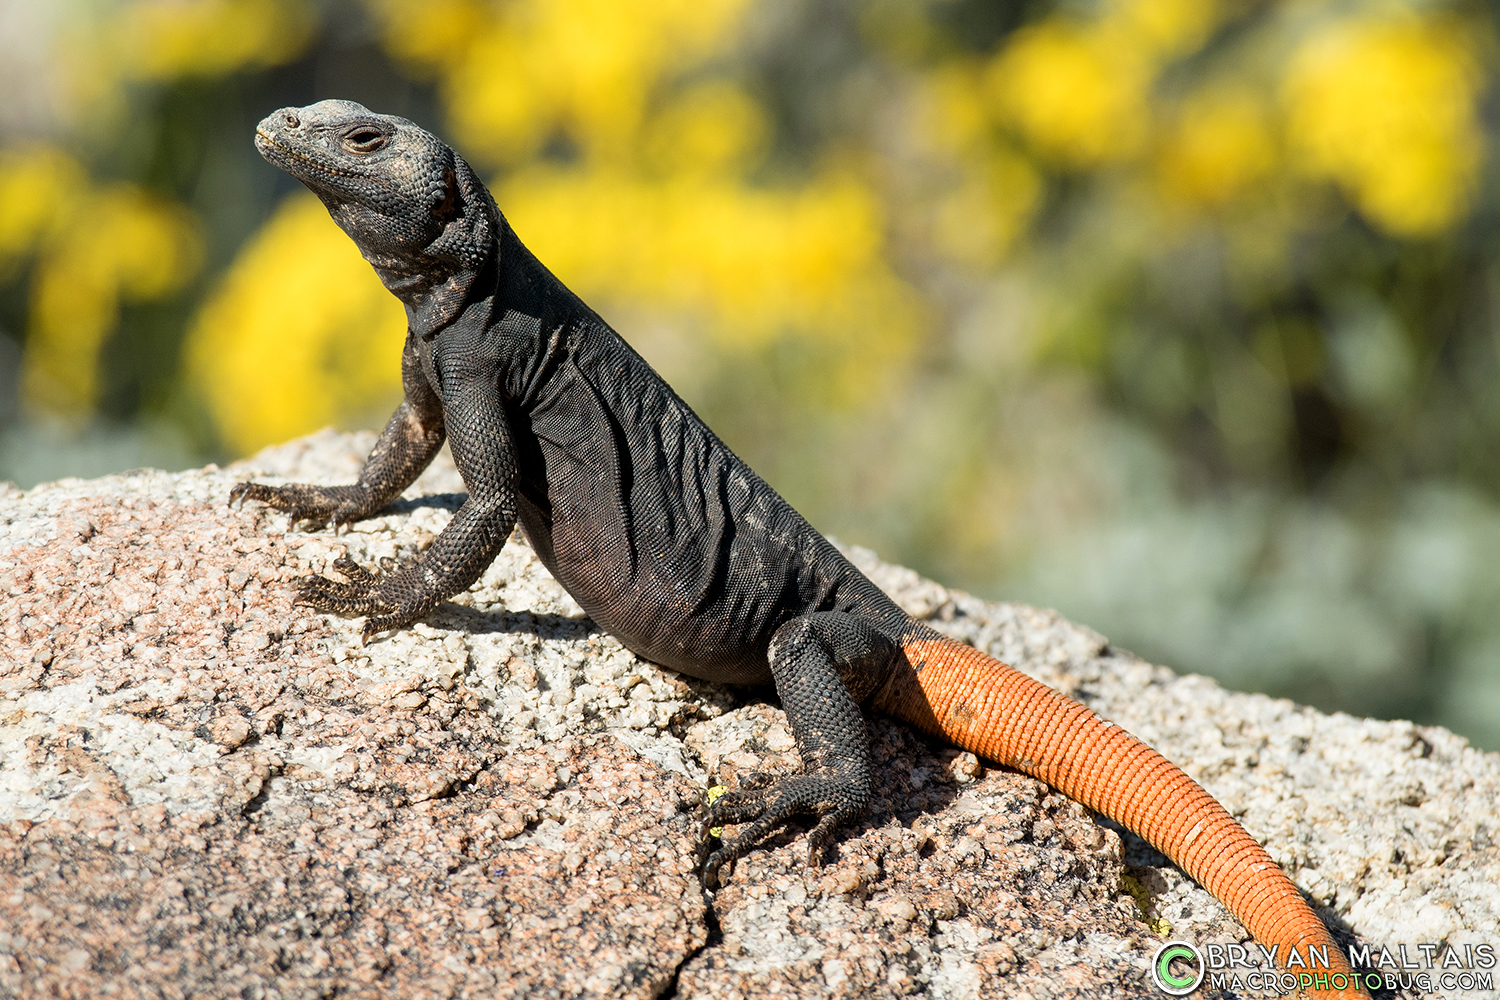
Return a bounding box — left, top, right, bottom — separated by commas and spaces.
385, 257, 484, 341
359, 153, 502, 340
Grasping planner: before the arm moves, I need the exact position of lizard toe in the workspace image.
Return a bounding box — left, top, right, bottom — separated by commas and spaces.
288, 508, 330, 531
361, 612, 417, 640
331, 555, 379, 584
702, 786, 772, 830
699, 773, 867, 888
294, 574, 385, 613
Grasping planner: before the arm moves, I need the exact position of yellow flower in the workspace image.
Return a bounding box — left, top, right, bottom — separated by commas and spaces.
186, 0, 926, 453
407, 0, 755, 166
644, 82, 768, 178
499, 165, 907, 350
185, 195, 405, 454
360, 0, 489, 74
0, 148, 87, 278
119, 0, 315, 78
21, 187, 202, 418
1283, 13, 1483, 237
1156, 86, 1277, 209
988, 20, 1152, 168
1102, 0, 1219, 61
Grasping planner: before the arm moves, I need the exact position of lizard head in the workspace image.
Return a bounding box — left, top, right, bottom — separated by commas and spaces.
255, 100, 496, 336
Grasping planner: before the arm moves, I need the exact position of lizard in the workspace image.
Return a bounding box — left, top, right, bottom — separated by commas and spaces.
230, 100, 1368, 998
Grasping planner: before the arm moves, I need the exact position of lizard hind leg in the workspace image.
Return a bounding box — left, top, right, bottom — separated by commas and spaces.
701, 612, 896, 889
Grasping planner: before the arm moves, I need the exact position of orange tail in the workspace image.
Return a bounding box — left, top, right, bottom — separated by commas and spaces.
873, 635, 1368, 999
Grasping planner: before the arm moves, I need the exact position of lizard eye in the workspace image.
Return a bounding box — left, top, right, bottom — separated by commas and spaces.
344, 129, 389, 154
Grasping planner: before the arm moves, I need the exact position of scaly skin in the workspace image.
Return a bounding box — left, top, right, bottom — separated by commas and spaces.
878, 634, 1365, 996
230, 100, 1368, 996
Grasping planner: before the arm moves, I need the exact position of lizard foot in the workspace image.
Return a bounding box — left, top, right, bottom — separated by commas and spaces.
296, 556, 396, 614
229, 482, 376, 531
700, 773, 867, 889
295, 556, 429, 639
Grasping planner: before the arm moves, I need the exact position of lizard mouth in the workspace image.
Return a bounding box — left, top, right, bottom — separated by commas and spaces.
253, 126, 287, 154
255, 128, 356, 183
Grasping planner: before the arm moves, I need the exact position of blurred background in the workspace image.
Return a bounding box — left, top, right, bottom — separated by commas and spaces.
2, 0, 1498, 749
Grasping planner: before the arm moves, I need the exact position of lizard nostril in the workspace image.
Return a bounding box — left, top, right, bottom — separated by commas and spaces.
284, 113, 300, 128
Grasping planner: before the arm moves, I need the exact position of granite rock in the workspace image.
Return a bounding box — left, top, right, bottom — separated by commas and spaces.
1, 430, 1496, 999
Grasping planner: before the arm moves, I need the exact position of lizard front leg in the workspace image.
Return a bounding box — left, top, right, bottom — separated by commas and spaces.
230, 332, 445, 529
702, 612, 897, 887
296, 367, 519, 639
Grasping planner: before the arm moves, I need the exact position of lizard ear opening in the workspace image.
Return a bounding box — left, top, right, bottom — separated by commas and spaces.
408, 153, 497, 338
432, 165, 459, 222
426, 155, 495, 263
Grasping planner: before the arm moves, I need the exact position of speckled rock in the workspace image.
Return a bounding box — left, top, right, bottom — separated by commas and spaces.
2, 430, 1497, 999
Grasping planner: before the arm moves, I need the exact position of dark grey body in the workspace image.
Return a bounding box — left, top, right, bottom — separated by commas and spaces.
445, 228, 904, 685
232, 100, 923, 881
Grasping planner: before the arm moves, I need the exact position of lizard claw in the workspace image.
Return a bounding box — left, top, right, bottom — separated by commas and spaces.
228, 481, 269, 509
295, 557, 391, 615
225, 481, 375, 533
361, 614, 406, 643
330, 555, 378, 583
697, 772, 866, 889
294, 556, 429, 640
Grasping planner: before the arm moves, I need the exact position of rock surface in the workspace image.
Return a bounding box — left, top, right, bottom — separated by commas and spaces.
1, 430, 1496, 999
